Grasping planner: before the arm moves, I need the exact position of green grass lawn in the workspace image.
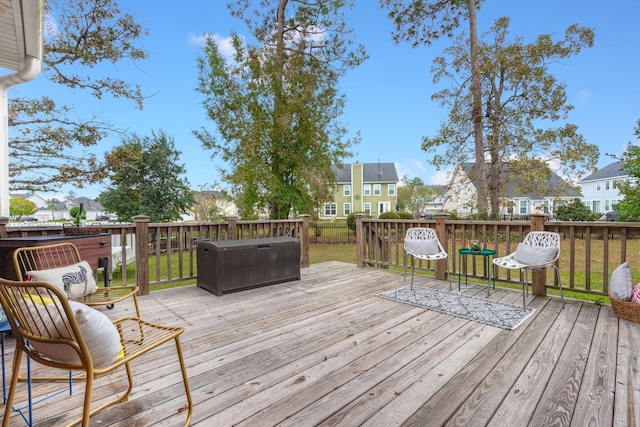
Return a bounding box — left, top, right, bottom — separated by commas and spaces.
309, 243, 357, 264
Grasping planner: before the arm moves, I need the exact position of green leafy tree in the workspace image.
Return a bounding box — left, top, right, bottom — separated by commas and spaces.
397, 176, 445, 218
9, 197, 37, 220
45, 200, 59, 221
423, 17, 598, 215
195, 0, 367, 219
99, 130, 194, 222
554, 198, 598, 221
8, 0, 148, 192
612, 120, 640, 221
381, 0, 488, 214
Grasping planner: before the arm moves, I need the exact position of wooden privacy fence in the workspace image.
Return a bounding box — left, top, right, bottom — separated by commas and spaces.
356, 214, 640, 300
0, 215, 310, 295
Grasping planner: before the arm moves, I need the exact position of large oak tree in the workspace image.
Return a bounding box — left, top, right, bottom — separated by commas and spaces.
424, 17, 599, 215
8, 0, 148, 192
381, 0, 488, 214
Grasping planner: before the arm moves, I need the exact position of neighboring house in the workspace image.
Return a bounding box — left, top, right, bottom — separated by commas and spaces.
185, 190, 239, 221
322, 162, 399, 219
67, 197, 107, 221
445, 162, 580, 216
578, 161, 628, 214
38, 200, 67, 221
9, 192, 48, 209
420, 185, 447, 216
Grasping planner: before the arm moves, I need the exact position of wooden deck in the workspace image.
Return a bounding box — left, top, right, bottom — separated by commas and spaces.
2, 261, 638, 426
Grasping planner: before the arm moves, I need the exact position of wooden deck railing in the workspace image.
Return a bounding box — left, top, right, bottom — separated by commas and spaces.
0, 215, 310, 295
356, 214, 640, 300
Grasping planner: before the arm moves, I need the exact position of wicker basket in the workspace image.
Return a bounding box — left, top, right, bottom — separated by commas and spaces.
610, 297, 640, 323
63, 224, 103, 236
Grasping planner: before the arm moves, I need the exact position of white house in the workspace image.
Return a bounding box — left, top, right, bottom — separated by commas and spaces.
445, 162, 581, 216
578, 161, 628, 214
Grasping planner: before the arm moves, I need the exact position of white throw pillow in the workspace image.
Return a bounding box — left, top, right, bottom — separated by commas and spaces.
405, 238, 440, 256
513, 244, 557, 266
27, 261, 98, 300
23, 297, 121, 368
610, 262, 633, 301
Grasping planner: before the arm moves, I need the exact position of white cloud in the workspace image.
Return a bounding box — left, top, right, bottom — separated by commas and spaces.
188, 33, 238, 63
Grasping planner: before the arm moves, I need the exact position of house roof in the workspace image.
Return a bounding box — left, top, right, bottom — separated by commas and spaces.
579, 161, 624, 182
332, 163, 399, 184
459, 162, 580, 200
69, 197, 104, 211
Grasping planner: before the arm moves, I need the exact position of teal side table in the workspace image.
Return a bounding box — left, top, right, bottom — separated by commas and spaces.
457, 248, 496, 296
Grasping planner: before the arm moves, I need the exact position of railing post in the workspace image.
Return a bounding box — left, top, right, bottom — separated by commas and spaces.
298, 214, 310, 268
133, 216, 150, 296
0, 217, 8, 238
435, 213, 450, 280
224, 216, 238, 240
356, 214, 366, 267
530, 214, 547, 297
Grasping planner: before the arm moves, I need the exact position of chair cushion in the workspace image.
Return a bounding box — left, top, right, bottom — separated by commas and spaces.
405, 238, 440, 255
513, 244, 557, 266
632, 283, 640, 304
23, 298, 122, 368
610, 262, 633, 301
27, 261, 98, 299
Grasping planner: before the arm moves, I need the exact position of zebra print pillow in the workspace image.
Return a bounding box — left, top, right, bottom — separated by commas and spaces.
27, 261, 98, 300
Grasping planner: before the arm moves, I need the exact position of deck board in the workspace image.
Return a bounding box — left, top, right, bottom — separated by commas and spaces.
1, 261, 636, 426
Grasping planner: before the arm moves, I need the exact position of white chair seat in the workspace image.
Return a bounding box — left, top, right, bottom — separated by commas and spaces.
404, 227, 451, 290
492, 231, 564, 307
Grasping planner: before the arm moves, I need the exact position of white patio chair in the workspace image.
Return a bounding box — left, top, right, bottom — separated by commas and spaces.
492, 231, 564, 307
403, 227, 451, 290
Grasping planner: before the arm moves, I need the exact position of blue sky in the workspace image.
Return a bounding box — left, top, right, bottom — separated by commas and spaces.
9, 0, 640, 198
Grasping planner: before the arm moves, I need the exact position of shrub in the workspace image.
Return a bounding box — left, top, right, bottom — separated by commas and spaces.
378, 211, 400, 219
346, 211, 369, 232
396, 211, 414, 219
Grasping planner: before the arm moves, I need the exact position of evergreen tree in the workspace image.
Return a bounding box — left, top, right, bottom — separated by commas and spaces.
99, 130, 194, 222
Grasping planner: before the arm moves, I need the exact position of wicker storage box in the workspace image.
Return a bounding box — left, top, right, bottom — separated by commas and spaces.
63, 224, 103, 236
610, 297, 640, 323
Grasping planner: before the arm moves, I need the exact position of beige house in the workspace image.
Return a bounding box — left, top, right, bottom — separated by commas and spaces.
445, 162, 580, 217
321, 162, 399, 220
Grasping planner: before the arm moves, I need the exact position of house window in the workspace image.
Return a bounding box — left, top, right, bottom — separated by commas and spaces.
592, 200, 602, 213
388, 184, 396, 196
344, 203, 351, 216
364, 202, 371, 215
373, 184, 381, 196
543, 200, 550, 214
605, 200, 610, 211
324, 203, 336, 216
363, 184, 371, 196
596, 181, 602, 191
519, 200, 527, 214
605, 180, 610, 190
344, 185, 351, 196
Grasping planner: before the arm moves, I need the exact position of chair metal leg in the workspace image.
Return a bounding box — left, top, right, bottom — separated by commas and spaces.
404, 256, 409, 282
520, 270, 527, 307
410, 257, 416, 290
555, 266, 565, 306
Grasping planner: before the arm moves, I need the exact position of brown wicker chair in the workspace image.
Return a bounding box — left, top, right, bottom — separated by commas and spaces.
0, 278, 193, 427
12, 242, 140, 317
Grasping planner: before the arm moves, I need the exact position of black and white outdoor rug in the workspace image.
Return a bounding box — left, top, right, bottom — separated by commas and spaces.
378, 285, 535, 330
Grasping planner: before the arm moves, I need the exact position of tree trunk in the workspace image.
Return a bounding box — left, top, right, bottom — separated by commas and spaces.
467, 0, 488, 215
